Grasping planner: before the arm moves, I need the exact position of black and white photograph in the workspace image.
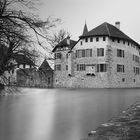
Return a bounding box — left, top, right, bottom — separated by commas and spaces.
0, 0, 140, 140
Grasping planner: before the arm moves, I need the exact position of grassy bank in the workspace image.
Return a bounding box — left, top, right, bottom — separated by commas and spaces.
87, 101, 140, 140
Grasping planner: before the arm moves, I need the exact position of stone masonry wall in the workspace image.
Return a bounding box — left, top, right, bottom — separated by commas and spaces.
54, 37, 140, 88
108, 39, 140, 88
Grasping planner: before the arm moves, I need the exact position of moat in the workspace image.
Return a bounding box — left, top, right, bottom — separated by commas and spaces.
0, 88, 140, 140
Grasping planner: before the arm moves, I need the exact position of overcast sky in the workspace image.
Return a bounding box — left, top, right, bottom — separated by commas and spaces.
38, 0, 140, 43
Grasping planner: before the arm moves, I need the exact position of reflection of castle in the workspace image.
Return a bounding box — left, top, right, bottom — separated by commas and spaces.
53, 22, 140, 88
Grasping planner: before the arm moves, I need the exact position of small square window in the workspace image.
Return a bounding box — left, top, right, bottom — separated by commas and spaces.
128, 42, 129, 46
103, 37, 106, 41
96, 37, 99, 42
90, 37, 93, 42
118, 39, 120, 43
122, 78, 125, 82
85, 38, 88, 42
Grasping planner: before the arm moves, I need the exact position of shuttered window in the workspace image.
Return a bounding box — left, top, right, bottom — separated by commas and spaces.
97, 48, 104, 57
97, 64, 107, 72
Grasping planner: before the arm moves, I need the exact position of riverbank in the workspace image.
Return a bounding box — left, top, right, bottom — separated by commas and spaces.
87, 100, 140, 140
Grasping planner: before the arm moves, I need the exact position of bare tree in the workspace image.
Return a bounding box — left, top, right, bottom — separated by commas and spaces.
48, 29, 71, 48
0, 0, 61, 77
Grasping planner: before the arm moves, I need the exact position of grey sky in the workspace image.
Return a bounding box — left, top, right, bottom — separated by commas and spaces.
38, 0, 140, 43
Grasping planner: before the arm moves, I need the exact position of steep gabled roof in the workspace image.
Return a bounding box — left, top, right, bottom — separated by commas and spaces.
38, 59, 52, 72
13, 54, 35, 66
52, 37, 77, 52
79, 22, 139, 45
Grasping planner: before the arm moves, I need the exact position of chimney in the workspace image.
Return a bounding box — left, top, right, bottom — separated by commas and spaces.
115, 21, 120, 30
67, 36, 70, 45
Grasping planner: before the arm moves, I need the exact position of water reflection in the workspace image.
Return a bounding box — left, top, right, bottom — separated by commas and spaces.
0, 88, 140, 140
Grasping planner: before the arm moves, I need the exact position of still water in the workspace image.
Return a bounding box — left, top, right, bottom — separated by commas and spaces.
0, 88, 140, 140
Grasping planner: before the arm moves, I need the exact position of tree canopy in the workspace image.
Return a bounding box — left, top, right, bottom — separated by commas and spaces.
0, 0, 60, 78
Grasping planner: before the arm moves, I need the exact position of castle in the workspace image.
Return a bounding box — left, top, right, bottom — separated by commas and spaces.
53, 22, 140, 88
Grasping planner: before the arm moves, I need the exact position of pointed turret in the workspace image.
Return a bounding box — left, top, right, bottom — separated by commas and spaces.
82, 23, 88, 35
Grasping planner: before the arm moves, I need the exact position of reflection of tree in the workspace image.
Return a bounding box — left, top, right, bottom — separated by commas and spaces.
48, 29, 71, 49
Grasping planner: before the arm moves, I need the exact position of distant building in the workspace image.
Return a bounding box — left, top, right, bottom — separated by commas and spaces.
53, 22, 140, 88
38, 59, 53, 88
16, 59, 53, 88
3, 54, 34, 86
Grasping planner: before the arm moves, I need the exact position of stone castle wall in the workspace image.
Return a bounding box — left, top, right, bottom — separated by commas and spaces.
17, 68, 53, 88
54, 37, 140, 88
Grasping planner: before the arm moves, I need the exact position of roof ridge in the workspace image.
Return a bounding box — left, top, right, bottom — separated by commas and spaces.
105, 22, 111, 37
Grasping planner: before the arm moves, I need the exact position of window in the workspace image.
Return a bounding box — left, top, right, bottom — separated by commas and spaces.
117, 64, 124, 72
97, 48, 104, 57
66, 53, 68, 59
77, 64, 86, 71
97, 64, 107, 72
85, 38, 88, 42
85, 49, 92, 57
90, 37, 93, 42
133, 67, 140, 75
75, 50, 78, 58
103, 37, 106, 41
118, 39, 120, 43
78, 50, 82, 58
55, 53, 61, 59
55, 64, 61, 71
23, 64, 25, 68
112, 38, 115, 42
76, 49, 92, 58
66, 65, 68, 71
123, 41, 125, 44
96, 37, 99, 42
128, 42, 130, 46
122, 78, 125, 82
82, 50, 85, 57
81, 41, 82, 45
133, 55, 139, 63
90, 49, 92, 57
117, 49, 124, 57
